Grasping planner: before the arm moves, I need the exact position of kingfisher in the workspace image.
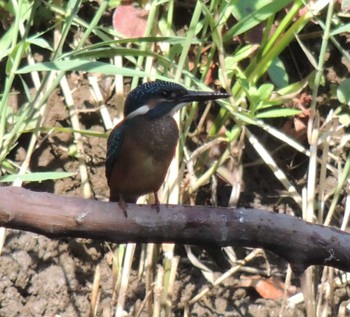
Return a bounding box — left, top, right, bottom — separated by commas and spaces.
106, 80, 230, 216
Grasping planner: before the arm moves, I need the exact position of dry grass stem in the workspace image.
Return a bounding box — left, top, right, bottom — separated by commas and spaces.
90, 264, 101, 317
60, 75, 92, 199
188, 249, 262, 305
115, 243, 136, 317
89, 76, 113, 130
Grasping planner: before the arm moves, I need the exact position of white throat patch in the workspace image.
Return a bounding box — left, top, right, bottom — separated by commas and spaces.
168, 102, 186, 116
125, 102, 188, 120
125, 105, 150, 119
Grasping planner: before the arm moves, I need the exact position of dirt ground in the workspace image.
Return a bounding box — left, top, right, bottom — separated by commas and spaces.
1, 22, 350, 317
0, 75, 312, 317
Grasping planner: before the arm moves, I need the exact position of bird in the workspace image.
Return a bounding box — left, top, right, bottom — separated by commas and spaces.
106, 80, 230, 217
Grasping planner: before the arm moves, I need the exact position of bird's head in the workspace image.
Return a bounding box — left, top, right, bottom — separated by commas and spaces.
124, 80, 230, 120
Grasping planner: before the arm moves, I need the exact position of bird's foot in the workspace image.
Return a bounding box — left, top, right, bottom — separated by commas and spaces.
152, 202, 160, 213
152, 192, 161, 213
118, 197, 128, 218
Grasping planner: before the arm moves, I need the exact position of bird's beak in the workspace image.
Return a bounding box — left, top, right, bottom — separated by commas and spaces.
147, 88, 230, 119
179, 90, 230, 103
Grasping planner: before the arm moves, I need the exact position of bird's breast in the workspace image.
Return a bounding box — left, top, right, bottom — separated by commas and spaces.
139, 116, 179, 156
108, 116, 179, 199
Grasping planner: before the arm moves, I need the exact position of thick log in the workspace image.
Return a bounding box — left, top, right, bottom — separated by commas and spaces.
0, 186, 349, 274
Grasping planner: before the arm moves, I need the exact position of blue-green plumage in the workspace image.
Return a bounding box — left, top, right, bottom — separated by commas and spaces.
105, 121, 127, 183
124, 81, 188, 118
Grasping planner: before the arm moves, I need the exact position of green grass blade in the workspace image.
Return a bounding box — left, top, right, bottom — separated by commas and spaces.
16, 60, 149, 77
223, 0, 293, 42
0, 171, 76, 183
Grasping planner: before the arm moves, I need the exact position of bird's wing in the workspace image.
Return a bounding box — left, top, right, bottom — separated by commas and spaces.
105, 121, 127, 184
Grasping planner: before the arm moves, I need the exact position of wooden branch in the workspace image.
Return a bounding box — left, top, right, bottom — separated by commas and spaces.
0, 186, 349, 274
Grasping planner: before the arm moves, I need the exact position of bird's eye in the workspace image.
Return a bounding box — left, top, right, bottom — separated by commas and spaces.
161, 91, 170, 98
161, 91, 177, 99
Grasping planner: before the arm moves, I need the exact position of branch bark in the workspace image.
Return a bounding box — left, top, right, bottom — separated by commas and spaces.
0, 186, 349, 274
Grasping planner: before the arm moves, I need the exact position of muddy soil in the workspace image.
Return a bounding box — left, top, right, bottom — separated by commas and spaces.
0, 75, 309, 317
2, 27, 350, 317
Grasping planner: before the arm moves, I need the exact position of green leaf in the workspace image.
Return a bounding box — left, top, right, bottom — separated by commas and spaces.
70, 47, 167, 63
337, 78, 350, 105
330, 23, 350, 36
6, 41, 30, 75
27, 37, 53, 51
0, 171, 76, 183
294, 33, 317, 69
274, 72, 312, 96
224, 0, 293, 41
0, 24, 16, 62
268, 57, 289, 89
258, 83, 274, 100
23, 126, 108, 138
16, 60, 148, 77
223, 45, 259, 80
63, 37, 201, 59
256, 108, 301, 118
231, 111, 258, 125
232, 0, 267, 20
